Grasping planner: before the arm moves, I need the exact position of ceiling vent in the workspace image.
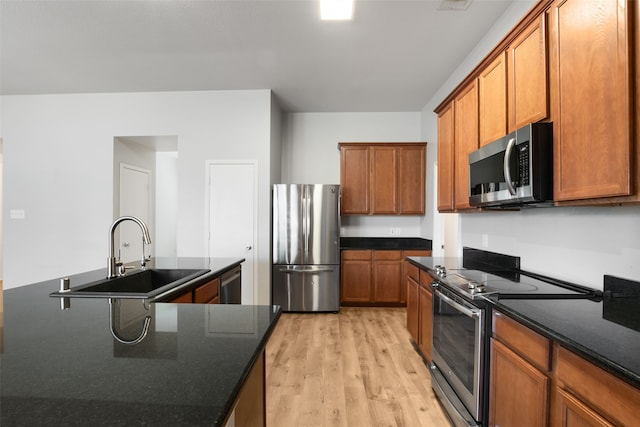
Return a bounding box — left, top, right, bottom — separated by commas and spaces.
438, 0, 472, 10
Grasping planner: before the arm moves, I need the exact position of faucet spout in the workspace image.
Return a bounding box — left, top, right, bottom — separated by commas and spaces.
107, 216, 152, 278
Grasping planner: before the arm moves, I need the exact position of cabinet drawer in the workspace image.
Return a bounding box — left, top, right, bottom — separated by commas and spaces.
402, 250, 431, 258
341, 250, 372, 261
374, 250, 402, 260
406, 263, 419, 282
194, 278, 219, 304
419, 269, 433, 288
555, 345, 640, 426
492, 311, 551, 372
169, 291, 193, 304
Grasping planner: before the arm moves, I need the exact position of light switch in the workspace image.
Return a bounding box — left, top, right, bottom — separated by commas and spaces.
10, 209, 26, 219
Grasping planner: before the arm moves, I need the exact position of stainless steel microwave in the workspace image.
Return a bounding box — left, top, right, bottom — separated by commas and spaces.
468, 122, 553, 208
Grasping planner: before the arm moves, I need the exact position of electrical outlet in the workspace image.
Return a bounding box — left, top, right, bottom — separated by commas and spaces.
482, 234, 489, 248
10, 209, 26, 220
389, 227, 396, 235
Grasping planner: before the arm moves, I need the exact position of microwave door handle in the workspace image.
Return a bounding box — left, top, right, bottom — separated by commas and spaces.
503, 137, 517, 196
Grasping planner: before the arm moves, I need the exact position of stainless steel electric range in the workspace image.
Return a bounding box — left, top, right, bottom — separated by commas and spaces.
427, 248, 600, 427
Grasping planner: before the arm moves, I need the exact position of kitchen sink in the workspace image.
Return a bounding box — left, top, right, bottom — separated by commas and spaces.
50, 268, 211, 300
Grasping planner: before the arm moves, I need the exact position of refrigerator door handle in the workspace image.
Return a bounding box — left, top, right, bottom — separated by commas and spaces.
303, 186, 309, 257
278, 265, 338, 273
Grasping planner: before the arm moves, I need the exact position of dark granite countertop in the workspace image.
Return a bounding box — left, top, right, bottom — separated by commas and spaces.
407, 256, 640, 389
0, 258, 281, 426
340, 237, 432, 250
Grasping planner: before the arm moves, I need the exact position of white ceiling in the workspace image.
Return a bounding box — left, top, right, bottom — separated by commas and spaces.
1, 0, 516, 112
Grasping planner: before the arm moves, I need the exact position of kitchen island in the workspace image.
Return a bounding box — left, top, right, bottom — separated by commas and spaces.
0, 258, 281, 426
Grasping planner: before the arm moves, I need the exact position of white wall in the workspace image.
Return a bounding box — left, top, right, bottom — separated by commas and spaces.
2, 90, 275, 305
281, 112, 426, 237
421, 0, 640, 290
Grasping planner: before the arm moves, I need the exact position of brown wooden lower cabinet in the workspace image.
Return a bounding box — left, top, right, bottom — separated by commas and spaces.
417, 281, 432, 360
490, 310, 640, 427
194, 277, 220, 304
342, 249, 431, 306
554, 388, 614, 427
226, 351, 266, 426
341, 250, 373, 303
553, 345, 640, 427
167, 277, 221, 304
167, 291, 193, 304
490, 338, 549, 427
406, 270, 419, 342
405, 263, 433, 361
373, 251, 403, 303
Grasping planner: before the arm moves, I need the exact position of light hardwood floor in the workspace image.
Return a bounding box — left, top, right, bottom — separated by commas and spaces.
265, 307, 451, 426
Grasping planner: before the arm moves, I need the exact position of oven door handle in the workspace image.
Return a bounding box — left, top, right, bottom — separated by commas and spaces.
435, 289, 480, 319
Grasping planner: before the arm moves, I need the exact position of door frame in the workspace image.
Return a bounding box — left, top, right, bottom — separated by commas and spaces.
119, 162, 152, 262
205, 160, 259, 305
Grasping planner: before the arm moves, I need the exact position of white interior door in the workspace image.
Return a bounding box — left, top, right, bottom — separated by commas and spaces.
208, 161, 256, 305
119, 163, 151, 264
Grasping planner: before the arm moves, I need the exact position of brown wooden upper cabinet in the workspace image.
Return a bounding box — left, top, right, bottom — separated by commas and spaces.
437, 102, 455, 212
340, 144, 370, 214
339, 142, 426, 215
435, 0, 640, 209
549, 0, 634, 203
507, 13, 549, 132
453, 80, 479, 211
436, 79, 481, 213
479, 52, 507, 147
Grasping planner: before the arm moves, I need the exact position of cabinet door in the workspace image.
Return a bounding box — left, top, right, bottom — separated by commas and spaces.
479, 52, 507, 146
398, 145, 426, 214
437, 102, 455, 212
489, 338, 550, 427
406, 276, 419, 342
554, 388, 614, 427
372, 251, 402, 303
340, 145, 370, 214
370, 146, 398, 214
508, 14, 548, 131
549, 0, 632, 201
401, 250, 431, 303
340, 250, 372, 303
454, 80, 479, 210
418, 284, 432, 361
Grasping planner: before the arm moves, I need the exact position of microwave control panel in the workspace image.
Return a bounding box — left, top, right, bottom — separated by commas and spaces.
518, 141, 530, 186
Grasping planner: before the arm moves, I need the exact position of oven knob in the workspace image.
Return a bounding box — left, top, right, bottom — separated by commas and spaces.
435, 265, 447, 277
468, 281, 478, 289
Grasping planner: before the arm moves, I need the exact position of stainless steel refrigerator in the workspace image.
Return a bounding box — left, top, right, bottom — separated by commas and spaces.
272, 184, 340, 312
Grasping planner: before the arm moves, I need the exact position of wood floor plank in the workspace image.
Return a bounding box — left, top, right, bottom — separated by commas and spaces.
266, 307, 451, 427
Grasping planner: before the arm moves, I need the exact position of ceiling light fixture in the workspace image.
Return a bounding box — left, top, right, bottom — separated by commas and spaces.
320, 0, 354, 21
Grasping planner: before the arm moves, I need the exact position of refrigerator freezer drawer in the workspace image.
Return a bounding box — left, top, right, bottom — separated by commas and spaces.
272, 265, 340, 312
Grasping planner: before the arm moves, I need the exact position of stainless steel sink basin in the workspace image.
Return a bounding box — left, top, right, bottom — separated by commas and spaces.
50, 268, 210, 299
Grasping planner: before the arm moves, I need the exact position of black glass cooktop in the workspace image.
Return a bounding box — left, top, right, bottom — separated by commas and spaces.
431, 247, 601, 300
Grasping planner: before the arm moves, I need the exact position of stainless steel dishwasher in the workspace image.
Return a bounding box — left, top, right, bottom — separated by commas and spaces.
220, 266, 241, 304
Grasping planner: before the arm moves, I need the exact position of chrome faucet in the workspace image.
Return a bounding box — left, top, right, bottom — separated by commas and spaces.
107, 216, 152, 278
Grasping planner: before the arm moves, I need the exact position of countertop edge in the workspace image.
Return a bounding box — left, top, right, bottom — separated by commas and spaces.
340, 237, 432, 251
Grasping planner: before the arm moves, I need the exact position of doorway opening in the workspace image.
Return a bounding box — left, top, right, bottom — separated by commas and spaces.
113, 136, 178, 262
